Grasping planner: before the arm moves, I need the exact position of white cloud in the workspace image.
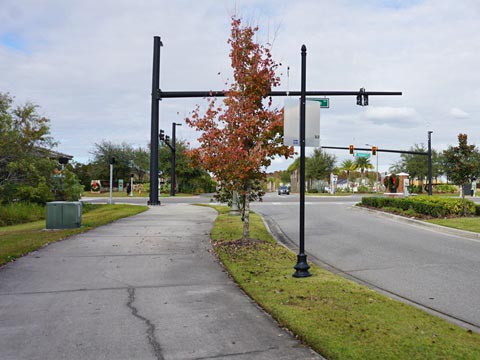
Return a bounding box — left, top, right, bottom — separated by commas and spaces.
1, 0, 480, 173
364, 106, 420, 127
449, 107, 469, 119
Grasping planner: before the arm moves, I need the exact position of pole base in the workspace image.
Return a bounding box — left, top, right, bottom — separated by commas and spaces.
293, 254, 311, 278
147, 201, 161, 206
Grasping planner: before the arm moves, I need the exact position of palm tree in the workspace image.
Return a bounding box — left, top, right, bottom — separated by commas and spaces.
339, 159, 356, 189
354, 157, 374, 184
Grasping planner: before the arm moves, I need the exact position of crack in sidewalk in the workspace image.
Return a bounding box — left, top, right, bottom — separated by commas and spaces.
127, 287, 164, 360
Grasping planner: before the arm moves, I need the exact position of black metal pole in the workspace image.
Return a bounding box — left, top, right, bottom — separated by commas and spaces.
157, 90, 402, 99
321, 146, 428, 156
293, 45, 311, 278
170, 122, 177, 196
428, 131, 433, 196
149, 36, 162, 205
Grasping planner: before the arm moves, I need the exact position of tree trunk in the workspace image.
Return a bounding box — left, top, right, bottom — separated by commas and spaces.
242, 183, 251, 240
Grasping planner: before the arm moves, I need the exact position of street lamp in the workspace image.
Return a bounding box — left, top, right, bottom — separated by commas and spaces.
365, 144, 378, 192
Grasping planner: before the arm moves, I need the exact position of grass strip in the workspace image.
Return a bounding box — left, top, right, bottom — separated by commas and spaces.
0, 204, 148, 266
427, 217, 480, 233
208, 205, 480, 359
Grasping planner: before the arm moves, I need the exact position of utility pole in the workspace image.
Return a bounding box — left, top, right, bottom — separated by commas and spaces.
428, 131, 433, 196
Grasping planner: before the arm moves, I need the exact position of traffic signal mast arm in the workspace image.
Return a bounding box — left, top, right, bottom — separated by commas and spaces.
321, 146, 427, 156
156, 89, 401, 99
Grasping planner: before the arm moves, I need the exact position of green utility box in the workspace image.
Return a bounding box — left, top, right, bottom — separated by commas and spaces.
46, 201, 82, 229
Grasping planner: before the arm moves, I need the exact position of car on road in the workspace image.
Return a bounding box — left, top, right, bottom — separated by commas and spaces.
278, 186, 290, 195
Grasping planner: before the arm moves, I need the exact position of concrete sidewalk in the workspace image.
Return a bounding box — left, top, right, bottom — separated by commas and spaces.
0, 204, 322, 360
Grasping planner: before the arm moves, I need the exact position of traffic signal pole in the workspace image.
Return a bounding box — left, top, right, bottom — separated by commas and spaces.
148, 37, 402, 276
149, 36, 162, 205
293, 45, 311, 278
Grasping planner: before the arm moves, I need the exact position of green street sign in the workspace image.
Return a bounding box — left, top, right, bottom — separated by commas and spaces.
307, 98, 330, 108
355, 152, 370, 158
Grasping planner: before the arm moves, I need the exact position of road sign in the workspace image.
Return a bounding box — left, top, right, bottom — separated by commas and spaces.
283, 99, 320, 147
308, 98, 330, 108
355, 152, 370, 158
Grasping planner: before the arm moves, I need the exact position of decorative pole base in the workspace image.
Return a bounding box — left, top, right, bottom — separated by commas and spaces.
293, 254, 312, 278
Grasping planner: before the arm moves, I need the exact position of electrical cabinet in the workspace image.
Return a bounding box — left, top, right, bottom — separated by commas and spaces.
46, 201, 82, 229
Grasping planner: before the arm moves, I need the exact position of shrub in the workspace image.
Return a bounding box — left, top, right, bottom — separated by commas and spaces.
357, 185, 370, 193
307, 188, 319, 193
434, 184, 458, 194
0, 203, 46, 226
361, 196, 475, 217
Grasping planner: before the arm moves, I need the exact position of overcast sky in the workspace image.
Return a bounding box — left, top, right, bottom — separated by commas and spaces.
1, 0, 479, 173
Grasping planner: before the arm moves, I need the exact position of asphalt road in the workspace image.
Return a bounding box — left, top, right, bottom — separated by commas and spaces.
252, 193, 480, 331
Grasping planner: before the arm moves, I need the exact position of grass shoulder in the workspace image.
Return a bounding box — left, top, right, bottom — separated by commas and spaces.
426, 217, 480, 233
207, 205, 480, 359
0, 204, 148, 266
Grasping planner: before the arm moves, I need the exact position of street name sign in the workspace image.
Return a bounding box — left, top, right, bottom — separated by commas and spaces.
355, 152, 371, 158
308, 98, 330, 108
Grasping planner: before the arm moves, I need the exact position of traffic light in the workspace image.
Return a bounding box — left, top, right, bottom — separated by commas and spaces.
159, 129, 165, 141
363, 94, 369, 106
165, 135, 170, 144
356, 87, 368, 106
356, 94, 363, 106
349, 144, 354, 155
109, 157, 115, 165
372, 146, 377, 155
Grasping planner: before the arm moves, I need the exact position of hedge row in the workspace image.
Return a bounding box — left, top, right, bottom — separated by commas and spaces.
361, 196, 476, 217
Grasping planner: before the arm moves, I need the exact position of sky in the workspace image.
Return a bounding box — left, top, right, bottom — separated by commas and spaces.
1, 0, 479, 174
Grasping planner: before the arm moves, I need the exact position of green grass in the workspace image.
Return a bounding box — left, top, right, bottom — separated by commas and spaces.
0, 204, 148, 266
427, 217, 480, 233
208, 205, 480, 359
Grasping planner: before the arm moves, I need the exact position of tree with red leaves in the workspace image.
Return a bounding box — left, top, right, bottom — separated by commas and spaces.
186, 17, 293, 240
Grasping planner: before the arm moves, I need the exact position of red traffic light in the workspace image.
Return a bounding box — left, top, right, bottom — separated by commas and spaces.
372, 146, 377, 155
349, 144, 354, 155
